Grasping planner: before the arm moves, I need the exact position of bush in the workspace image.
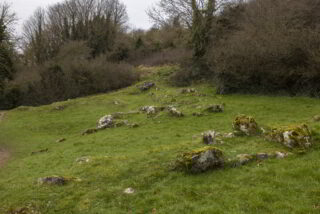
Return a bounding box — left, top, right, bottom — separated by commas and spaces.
0, 41, 139, 109
207, 0, 320, 96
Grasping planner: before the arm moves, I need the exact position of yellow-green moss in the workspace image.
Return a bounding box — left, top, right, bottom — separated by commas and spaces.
233, 114, 259, 135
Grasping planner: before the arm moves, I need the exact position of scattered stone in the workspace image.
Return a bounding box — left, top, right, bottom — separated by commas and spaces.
124, 187, 135, 194
223, 132, 235, 138
205, 104, 224, 113
76, 157, 90, 164
313, 115, 320, 122
113, 100, 120, 105
82, 128, 98, 136
234, 154, 256, 166
128, 123, 139, 128
192, 112, 204, 117
38, 176, 68, 185
138, 82, 155, 91
274, 151, 289, 159
233, 115, 259, 136
267, 124, 312, 149
168, 106, 184, 117
256, 153, 269, 160
31, 148, 48, 155
181, 88, 197, 94
97, 115, 114, 129
53, 105, 66, 111
176, 147, 225, 173
202, 131, 218, 145
140, 106, 156, 115
56, 138, 66, 143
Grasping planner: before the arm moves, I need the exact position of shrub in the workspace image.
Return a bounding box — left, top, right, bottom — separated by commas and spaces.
207, 0, 320, 96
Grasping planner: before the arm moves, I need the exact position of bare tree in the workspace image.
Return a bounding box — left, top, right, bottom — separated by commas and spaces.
147, 0, 227, 28
0, 2, 16, 42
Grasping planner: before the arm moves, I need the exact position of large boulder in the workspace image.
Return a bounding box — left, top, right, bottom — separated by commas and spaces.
138, 82, 155, 91
233, 115, 259, 136
97, 115, 114, 129
267, 124, 312, 149
176, 147, 225, 173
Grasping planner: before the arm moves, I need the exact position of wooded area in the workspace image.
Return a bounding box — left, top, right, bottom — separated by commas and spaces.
0, 0, 320, 109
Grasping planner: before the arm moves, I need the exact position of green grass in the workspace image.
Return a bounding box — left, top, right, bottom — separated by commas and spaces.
1, 65, 320, 214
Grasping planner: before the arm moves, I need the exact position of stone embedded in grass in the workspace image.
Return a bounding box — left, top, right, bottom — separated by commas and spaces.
181, 88, 197, 94
234, 154, 256, 166
202, 131, 218, 145
138, 82, 155, 91
256, 153, 269, 160
56, 138, 66, 143
76, 157, 90, 164
97, 115, 114, 129
267, 124, 312, 149
192, 112, 204, 117
205, 104, 224, 113
274, 151, 289, 159
38, 176, 68, 185
168, 106, 184, 117
140, 106, 157, 115
233, 115, 259, 136
82, 128, 98, 136
313, 115, 320, 122
176, 146, 225, 173
223, 132, 235, 138
123, 187, 135, 194
31, 148, 48, 155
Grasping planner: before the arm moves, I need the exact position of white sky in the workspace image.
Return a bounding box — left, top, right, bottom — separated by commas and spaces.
9, 0, 159, 35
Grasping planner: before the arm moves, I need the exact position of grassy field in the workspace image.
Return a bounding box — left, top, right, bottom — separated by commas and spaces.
1, 65, 320, 214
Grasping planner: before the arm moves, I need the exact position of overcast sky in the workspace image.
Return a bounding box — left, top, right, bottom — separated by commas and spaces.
9, 0, 159, 35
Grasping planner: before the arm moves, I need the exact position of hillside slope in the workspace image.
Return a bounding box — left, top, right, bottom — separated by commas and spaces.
1, 65, 320, 214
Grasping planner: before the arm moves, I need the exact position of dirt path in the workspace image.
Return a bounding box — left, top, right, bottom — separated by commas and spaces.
0, 111, 10, 168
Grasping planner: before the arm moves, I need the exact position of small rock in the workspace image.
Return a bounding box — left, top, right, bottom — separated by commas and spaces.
129, 123, 139, 128
113, 100, 120, 105
124, 187, 135, 194
139, 82, 155, 91
223, 132, 235, 138
31, 148, 48, 155
181, 88, 197, 94
54, 105, 65, 111
275, 151, 288, 159
56, 138, 66, 143
97, 115, 114, 129
82, 128, 98, 136
76, 157, 90, 164
313, 115, 320, 122
235, 154, 255, 166
256, 153, 269, 160
140, 106, 156, 115
205, 104, 224, 113
168, 106, 184, 117
202, 131, 218, 145
38, 176, 68, 185
192, 112, 204, 117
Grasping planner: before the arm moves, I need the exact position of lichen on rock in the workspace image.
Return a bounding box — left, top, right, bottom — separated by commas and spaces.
176, 147, 225, 173
267, 124, 312, 149
233, 115, 259, 136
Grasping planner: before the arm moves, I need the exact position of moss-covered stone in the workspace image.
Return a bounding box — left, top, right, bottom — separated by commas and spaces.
233, 115, 259, 136
267, 124, 312, 149
176, 147, 224, 173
